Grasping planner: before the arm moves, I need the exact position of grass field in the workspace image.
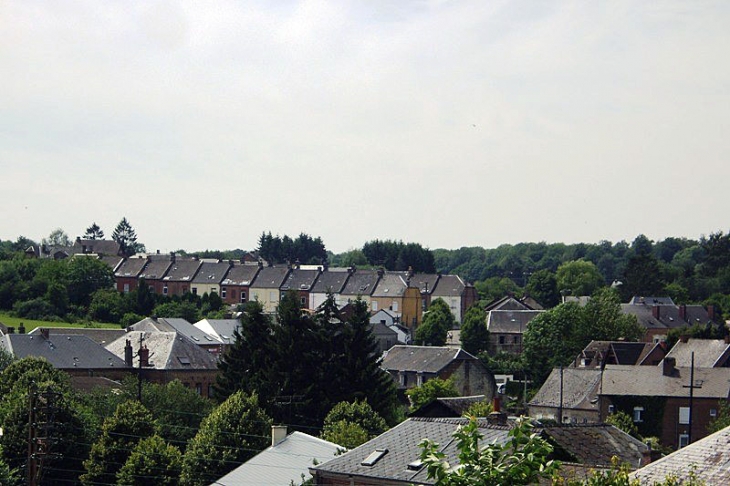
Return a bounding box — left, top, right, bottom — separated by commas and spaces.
0, 312, 120, 332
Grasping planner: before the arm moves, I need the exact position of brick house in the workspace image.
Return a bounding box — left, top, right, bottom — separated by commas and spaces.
280, 267, 321, 309
220, 262, 261, 305
162, 256, 202, 296
370, 272, 422, 330
190, 260, 233, 297
137, 254, 174, 295
114, 256, 149, 293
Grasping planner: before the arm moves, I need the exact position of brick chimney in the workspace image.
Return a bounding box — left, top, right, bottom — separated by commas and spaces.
139, 345, 150, 367
272, 425, 287, 447
652, 306, 660, 319
707, 305, 716, 321
678, 304, 687, 322
487, 410, 508, 426
663, 357, 676, 376
18, 323, 25, 334
40, 328, 50, 340
679, 335, 689, 343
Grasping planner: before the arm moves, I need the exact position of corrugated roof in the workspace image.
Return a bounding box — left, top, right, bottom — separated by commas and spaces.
215, 431, 341, 486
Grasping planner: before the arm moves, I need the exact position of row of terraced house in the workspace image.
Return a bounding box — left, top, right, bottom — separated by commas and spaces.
111, 253, 477, 329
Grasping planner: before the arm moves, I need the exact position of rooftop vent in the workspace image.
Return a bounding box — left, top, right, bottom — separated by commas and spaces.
361, 448, 388, 467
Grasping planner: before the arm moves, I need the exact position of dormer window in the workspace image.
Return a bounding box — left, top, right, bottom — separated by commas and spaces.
361, 448, 388, 466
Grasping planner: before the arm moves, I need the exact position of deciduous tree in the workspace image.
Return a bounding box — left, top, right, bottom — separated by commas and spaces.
415, 298, 455, 346
180, 392, 272, 486
556, 260, 605, 297
460, 306, 489, 355
116, 435, 182, 486
406, 377, 459, 411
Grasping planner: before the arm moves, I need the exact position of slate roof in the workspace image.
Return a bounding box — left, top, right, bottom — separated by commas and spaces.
340, 269, 381, 297
220, 263, 260, 286
106, 330, 218, 371
138, 257, 173, 280
372, 273, 410, 298
215, 431, 341, 486
310, 268, 351, 294
577, 341, 660, 367
250, 266, 290, 289
194, 319, 241, 345
665, 339, 730, 368
621, 303, 717, 330
409, 273, 440, 294
130, 317, 223, 346
27, 327, 127, 346
628, 296, 676, 306
543, 424, 648, 468
72, 239, 122, 256
280, 268, 321, 292
487, 309, 543, 333
484, 295, 535, 311
631, 424, 730, 483
0, 333, 129, 370
163, 259, 202, 282
191, 261, 232, 285
381, 345, 478, 373
115, 256, 148, 278
311, 417, 513, 485
529, 368, 603, 412
100, 255, 124, 271
431, 274, 465, 297
600, 364, 730, 399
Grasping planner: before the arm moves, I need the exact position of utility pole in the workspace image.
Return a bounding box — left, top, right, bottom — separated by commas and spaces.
683, 352, 702, 446
558, 365, 564, 424
27, 383, 61, 486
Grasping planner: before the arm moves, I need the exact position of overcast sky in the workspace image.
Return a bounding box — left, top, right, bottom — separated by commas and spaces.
2, 1, 729, 254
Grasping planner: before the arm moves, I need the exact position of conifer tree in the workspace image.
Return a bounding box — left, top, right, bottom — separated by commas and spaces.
83, 222, 104, 240
112, 217, 144, 256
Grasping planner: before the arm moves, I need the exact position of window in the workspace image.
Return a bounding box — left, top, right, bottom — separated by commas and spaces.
301, 296, 306, 306
163, 285, 168, 295
392, 301, 398, 312
499, 336, 505, 345
417, 373, 423, 386
211, 288, 217, 294
208, 384, 214, 397
123, 283, 130, 293
608, 404, 615, 414
711, 408, 718, 418
241, 291, 247, 303
513, 336, 519, 344
192, 287, 197, 295
372, 301, 378, 311
679, 407, 690, 425
270, 291, 276, 301
679, 434, 690, 448
633, 406, 644, 423
221, 288, 227, 298
399, 372, 407, 387
195, 383, 202, 395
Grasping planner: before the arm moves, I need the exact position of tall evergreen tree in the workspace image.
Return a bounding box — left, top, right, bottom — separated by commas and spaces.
112, 217, 144, 256
83, 222, 105, 240
214, 300, 276, 405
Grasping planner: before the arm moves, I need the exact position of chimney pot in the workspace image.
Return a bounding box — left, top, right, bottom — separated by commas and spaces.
487, 411, 508, 426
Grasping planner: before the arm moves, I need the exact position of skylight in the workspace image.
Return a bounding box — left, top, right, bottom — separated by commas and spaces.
361, 448, 388, 466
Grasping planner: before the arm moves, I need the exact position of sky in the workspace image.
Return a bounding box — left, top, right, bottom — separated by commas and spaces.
1, 1, 729, 254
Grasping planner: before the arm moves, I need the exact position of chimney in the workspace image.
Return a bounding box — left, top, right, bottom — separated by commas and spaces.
156, 249, 160, 254
40, 328, 49, 340
724, 334, 730, 345
18, 323, 25, 334
678, 304, 687, 321
170, 252, 176, 263
6, 327, 14, 334
272, 425, 287, 447
377, 268, 384, 278
708, 305, 716, 321
323, 260, 329, 272
493, 396, 501, 412
487, 410, 508, 426
652, 306, 660, 319
662, 357, 676, 376
124, 339, 133, 367
258, 259, 264, 269
139, 345, 150, 367
679, 334, 689, 343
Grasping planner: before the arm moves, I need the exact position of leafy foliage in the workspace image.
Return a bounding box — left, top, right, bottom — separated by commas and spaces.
526, 269, 560, 308
556, 259, 606, 297
420, 416, 559, 485
460, 305, 489, 355
257, 231, 327, 265
605, 411, 639, 438
42, 228, 71, 247
116, 435, 182, 486
321, 400, 388, 449
415, 298, 455, 346
362, 239, 436, 272
180, 391, 272, 486
81, 400, 156, 485
407, 377, 459, 411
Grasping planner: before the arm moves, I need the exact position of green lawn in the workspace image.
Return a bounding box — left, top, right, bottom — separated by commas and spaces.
0, 312, 120, 332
